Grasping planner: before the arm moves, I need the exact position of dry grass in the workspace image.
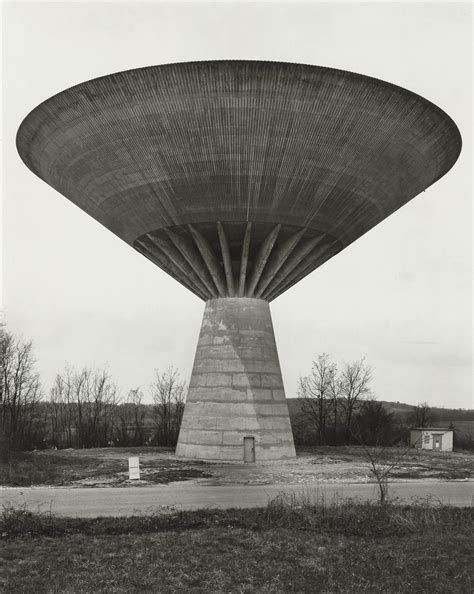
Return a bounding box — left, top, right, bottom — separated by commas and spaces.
3, 529, 472, 593
0, 450, 94, 486
0, 447, 212, 487
1, 497, 473, 592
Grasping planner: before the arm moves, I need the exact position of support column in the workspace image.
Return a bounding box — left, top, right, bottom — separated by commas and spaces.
176, 298, 296, 461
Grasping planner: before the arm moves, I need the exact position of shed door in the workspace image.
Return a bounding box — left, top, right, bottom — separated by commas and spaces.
243, 437, 255, 463
433, 435, 442, 450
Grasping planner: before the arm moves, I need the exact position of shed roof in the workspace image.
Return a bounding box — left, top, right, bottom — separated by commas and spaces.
410, 427, 452, 432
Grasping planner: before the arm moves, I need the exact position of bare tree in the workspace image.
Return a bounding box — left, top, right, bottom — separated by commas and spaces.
50, 366, 75, 447
350, 396, 423, 505
298, 354, 337, 445
114, 397, 133, 447
1, 330, 43, 450
352, 426, 422, 505
129, 388, 146, 445
410, 402, 434, 428
354, 399, 395, 446
49, 366, 118, 448
90, 368, 118, 446
329, 370, 341, 445
151, 367, 186, 446
114, 388, 146, 446
357, 440, 408, 505
78, 368, 118, 447
339, 357, 372, 440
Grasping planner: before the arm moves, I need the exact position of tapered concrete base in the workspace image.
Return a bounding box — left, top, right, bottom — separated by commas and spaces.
176, 298, 296, 461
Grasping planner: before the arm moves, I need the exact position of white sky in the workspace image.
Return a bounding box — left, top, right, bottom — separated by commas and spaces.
2, 1, 472, 408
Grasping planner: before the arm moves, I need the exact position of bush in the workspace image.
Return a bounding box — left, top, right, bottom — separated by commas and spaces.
2, 495, 472, 540
261, 492, 470, 536
454, 431, 474, 451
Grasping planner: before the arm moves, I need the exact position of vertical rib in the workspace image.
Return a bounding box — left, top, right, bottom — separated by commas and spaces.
254, 228, 306, 297
217, 221, 235, 296
145, 233, 211, 299
188, 224, 227, 297
135, 239, 207, 300
238, 222, 252, 297
246, 224, 281, 297
266, 242, 337, 301
164, 228, 219, 298
261, 235, 325, 300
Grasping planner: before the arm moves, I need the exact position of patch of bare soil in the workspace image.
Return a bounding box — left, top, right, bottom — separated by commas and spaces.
8, 445, 473, 488
26, 448, 214, 488
196, 446, 474, 486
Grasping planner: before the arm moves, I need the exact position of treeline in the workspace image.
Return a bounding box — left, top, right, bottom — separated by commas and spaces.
291, 353, 474, 449
1, 330, 184, 453
291, 353, 402, 447
1, 330, 473, 453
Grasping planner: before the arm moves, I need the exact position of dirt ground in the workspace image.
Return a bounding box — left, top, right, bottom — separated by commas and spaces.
17, 445, 474, 488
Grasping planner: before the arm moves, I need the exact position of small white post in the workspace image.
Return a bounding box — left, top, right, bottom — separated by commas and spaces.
128, 456, 140, 480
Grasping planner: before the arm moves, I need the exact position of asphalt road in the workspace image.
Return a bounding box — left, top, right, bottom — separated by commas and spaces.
1, 481, 473, 517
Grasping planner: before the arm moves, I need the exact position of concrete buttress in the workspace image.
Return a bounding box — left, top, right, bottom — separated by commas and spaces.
176, 298, 296, 461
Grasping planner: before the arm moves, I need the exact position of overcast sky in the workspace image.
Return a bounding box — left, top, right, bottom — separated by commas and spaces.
2, 1, 472, 409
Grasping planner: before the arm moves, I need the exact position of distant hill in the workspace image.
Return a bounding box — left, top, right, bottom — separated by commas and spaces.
287, 397, 473, 418
286, 397, 474, 439
379, 401, 474, 422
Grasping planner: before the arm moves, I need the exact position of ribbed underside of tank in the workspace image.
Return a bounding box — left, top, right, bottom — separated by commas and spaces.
134, 221, 342, 302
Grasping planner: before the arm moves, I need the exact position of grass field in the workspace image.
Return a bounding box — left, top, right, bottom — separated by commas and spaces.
1, 497, 472, 592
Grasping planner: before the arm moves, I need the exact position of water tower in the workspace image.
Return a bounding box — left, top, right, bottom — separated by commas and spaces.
17, 61, 461, 461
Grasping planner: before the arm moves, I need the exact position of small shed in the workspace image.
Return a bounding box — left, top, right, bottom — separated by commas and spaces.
410, 428, 453, 452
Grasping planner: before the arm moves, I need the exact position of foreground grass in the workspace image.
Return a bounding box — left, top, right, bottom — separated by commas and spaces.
1, 497, 473, 592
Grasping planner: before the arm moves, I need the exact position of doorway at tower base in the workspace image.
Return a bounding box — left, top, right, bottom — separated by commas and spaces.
176, 298, 296, 462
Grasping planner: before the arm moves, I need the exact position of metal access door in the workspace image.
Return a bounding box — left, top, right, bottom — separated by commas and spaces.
243, 437, 255, 463
433, 435, 442, 450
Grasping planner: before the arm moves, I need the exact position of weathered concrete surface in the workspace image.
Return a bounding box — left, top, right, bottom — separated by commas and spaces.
2, 481, 472, 517
176, 298, 296, 461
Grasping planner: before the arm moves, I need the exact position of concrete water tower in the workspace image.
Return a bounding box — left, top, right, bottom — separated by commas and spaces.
17, 61, 461, 462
